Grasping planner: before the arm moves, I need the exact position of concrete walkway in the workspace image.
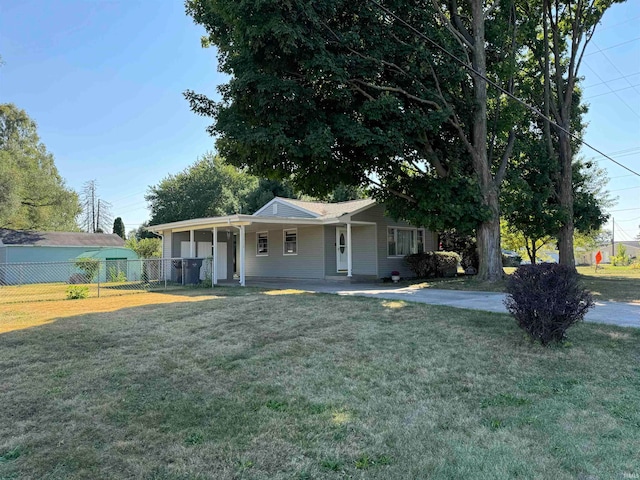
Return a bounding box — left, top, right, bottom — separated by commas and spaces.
252, 280, 640, 329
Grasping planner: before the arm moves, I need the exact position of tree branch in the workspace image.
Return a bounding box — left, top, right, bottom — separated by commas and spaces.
350, 80, 442, 109
431, 0, 474, 49
495, 130, 515, 185
368, 178, 418, 203
484, 0, 501, 19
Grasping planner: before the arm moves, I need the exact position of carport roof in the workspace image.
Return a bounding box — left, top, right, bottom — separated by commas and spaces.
147, 214, 334, 234
147, 198, 379, 234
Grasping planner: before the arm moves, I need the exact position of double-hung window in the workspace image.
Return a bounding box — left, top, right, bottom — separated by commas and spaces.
257, 232, 268, 256
388, 227, 425, 257
283, 229, 297, 255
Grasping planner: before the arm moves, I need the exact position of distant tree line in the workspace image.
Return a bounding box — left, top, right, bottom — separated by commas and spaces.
145, 152, 366, 225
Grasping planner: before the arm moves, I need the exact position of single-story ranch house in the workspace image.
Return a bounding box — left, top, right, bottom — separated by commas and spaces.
148, 197, 437, 285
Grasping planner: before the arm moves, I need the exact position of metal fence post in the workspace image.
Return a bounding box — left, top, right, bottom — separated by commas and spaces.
97, 261, 101, 298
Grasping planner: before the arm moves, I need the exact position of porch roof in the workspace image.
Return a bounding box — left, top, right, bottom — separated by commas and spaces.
147, 214, 375, 234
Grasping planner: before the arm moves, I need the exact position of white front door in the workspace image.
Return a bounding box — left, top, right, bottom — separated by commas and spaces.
336, 227, 348, 272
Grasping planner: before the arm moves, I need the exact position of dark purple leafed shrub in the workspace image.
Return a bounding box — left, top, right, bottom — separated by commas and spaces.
504, 264, 595, 345
405, 252, 460, 278
406, 252, 437, 278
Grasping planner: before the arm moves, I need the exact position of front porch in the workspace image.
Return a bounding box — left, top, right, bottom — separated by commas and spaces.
154, 215, 378, 286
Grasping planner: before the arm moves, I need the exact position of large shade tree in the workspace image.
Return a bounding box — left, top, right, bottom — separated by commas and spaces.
521, 0, 622, 267
146, 153, 258, 224
0, 104, 81, 231
185, 0, 524, 281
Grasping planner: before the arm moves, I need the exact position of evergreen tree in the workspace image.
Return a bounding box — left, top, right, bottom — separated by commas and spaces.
112, 217, 126, 239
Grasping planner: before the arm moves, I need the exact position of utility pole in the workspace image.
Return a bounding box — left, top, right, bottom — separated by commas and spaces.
611, 217, 615, 258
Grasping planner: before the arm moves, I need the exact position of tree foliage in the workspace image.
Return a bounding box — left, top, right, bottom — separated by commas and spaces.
146, 153, 258, 224
501, 157, 611, 263
112, 217, 126, 239
519, 0, 622, 267
125, 237, 162, 258
0, 104, 81, 231
185, 0, 527, 281
128, 222, 160, 241
243, 178, 297, 215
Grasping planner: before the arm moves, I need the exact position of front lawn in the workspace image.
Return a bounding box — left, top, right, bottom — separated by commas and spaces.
407, 265, 640, 303
1, 292, 638, 479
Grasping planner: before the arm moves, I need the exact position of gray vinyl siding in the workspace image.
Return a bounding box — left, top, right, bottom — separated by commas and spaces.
352, 204, 437, 278
323, 225, 377, 276
162, 233, 172, 280
162, 233, 172, 259
253, 200, 315, 219
352, 225, 377, 275
323, 226, 337, 275
170, 230, 234, 279
245, 226, 325, 279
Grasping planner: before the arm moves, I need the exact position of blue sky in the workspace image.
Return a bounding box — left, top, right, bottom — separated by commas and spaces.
0, 0, 638, 240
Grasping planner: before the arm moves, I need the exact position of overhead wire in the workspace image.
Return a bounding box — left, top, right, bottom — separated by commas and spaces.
582, 63, 640, 116
583, 36, 640, 56
590, 42, 640, 95
583, 72, 640, 90
364, 0, 640, 178
584, 83, 640, 100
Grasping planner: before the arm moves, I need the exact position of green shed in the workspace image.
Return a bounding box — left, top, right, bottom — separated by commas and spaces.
75, 248, 141, 283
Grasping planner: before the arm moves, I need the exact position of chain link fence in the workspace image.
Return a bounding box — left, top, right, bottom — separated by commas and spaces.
0, 258, 217, 304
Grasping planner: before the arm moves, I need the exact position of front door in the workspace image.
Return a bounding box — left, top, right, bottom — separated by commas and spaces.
336, 227, 348, 272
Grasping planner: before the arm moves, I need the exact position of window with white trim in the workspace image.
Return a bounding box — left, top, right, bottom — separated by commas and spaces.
283, 229, 297, 255
257, 232, 268, 256
388, 227, 422, 257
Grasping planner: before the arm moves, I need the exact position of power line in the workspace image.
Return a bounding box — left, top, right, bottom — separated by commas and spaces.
584, 36, 640, 56
588, 147, 640, 159
584, 83, 640, 100
583, 63, 640, 118
364, 0, 640, 178
583, 72, 640, 89
592, 41, 640, 96
608, 207, 640, 212
594, 15, 640, 32
608, 184, 640, 193
615, 223, 636, 241
617, 215, 640, 222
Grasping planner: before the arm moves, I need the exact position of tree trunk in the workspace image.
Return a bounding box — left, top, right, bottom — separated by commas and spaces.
526, 238, 538, 264
470, 0, 503, 282
557, 129, 576, 269
476, 187, 503, 280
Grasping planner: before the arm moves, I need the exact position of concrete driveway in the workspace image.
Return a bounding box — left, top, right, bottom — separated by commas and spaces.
252, 280, 640, 329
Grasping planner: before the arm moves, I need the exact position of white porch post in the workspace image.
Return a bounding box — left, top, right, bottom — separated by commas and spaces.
347, 222, 353, 278
239, 225, 246, 286
212, 227, 218, 286
189, 229, 195, 257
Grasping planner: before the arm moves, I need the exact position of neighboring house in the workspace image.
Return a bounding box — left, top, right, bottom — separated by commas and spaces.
0, 229, 127, 284
576, 240, 640, 265
148, 197, 438, 285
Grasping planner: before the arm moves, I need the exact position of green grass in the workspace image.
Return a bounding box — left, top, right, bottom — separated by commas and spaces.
405, 264, 640, 303
577, 265, 640, 303
1, 292, 639, 479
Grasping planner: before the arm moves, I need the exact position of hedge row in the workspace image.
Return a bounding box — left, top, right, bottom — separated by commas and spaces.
405, 252, 460, 278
